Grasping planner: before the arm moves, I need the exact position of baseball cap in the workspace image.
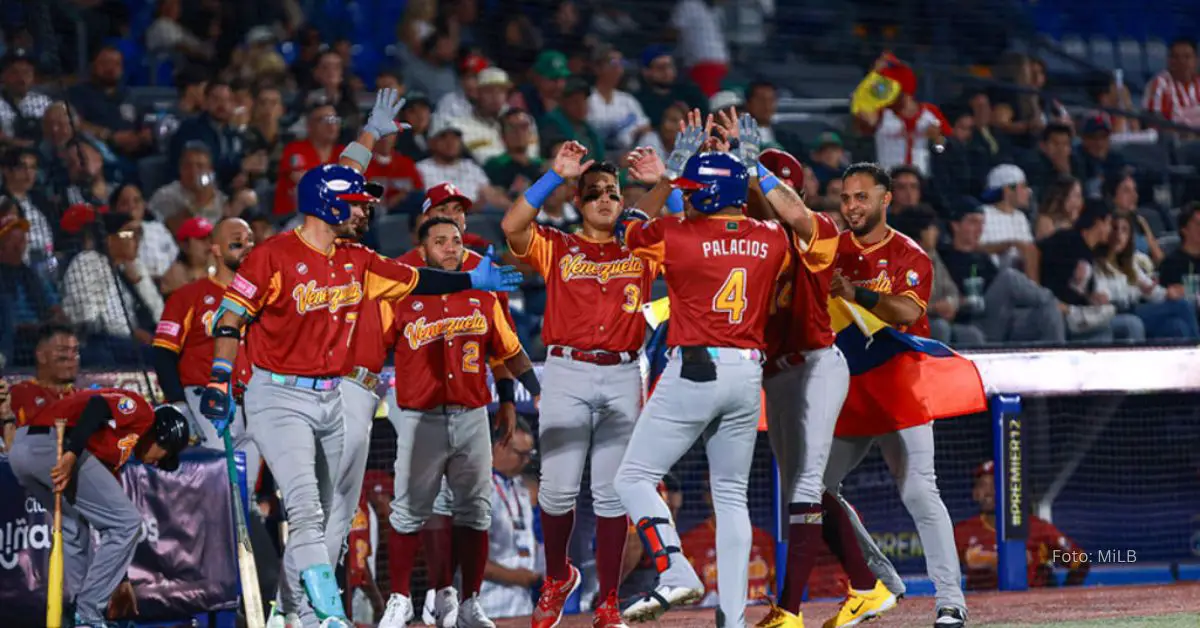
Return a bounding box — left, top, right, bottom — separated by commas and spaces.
176, 216, 214, 241
459, 53, 489, 76
1081, 114, 1113, 136
951, 196, 985, 221
60, 203, 108, 234
563, 77, 592, 98
973, 460, 994, 479
0, 212, 30, 238
428, 116, 463, 138
477, 67, 512, 88
640, 45, 672, 68
533, 50, 571, 80
709, 90, 743, 112
0, 48, 34, 71
402, 91, 432, 110
815, 131, 844, 149
986, 164, 1026, 191
422, 182, 473, 213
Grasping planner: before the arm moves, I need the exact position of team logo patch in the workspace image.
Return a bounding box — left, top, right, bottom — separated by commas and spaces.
326, 179, 352, 192
231, 274, 257, 298
116, 396, 137, 415
781, 166, 791, 177
156, 321, 181, 337
296, 263, 308, 275
34, 397, 45, 406
203, 295, 215, 305
412, 302, 424, 311
468, 297, 481, 306
906, 269, 920, 287
569, 246, 580, 254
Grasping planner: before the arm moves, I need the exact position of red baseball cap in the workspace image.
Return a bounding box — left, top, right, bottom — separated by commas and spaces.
422, 182, 473, 214
758, 148, 805, 191
176, 216, 214, 241
973, 460, 995, 479
459, 53, 489, 76
60, 203, 108, 234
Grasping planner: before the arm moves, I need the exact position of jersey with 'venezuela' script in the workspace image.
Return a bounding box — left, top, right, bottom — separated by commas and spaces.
834, 228, 932, 338
626, 215, 790, 350
10, 380, 74, 428
388, 290, 522, 409
222, 229, 419, 377
511, 225, 657, 353
27, 388, 154, 469
765, 211, 842, 366
153, 277, 230, 387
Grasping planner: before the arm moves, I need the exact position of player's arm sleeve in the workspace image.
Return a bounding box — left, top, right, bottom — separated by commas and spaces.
506, 224, 555, 278
625, 218, 669, 264
364, 254, 422, 299
487, 298, 523, 362
66, 395, 112, 457
151, 346, 187, 403
151, 292, 191, 352
792, 212, 839, 273
895, 251, 933, 313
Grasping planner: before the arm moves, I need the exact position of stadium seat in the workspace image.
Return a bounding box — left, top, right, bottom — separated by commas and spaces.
375, 212, 412, 258
1089, 36, 1117, 70
1119, 141, 1171, 174
1157, 233, 1180, 257
137, 155, 170, 193
1117, 38, 1145, 82
1061, 35, 1088, 61
130, 87, 179, 113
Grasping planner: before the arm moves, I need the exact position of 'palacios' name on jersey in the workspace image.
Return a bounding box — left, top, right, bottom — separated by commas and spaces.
702, 238, 771, 259
402, 310, 489, 350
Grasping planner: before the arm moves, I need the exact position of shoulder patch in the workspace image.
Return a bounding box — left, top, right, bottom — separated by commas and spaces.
906, 269, 920, 287
156, 320, 181, 337
231, 274, 257, 299
116, 396, 137, 415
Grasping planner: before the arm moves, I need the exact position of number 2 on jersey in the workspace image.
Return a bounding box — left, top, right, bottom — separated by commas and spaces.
463, 341, 480, 373
713, 268, 748, 323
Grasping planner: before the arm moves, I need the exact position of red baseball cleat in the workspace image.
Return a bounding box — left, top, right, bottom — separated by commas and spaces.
592, 592, 630, 628
532, 564, 581, 628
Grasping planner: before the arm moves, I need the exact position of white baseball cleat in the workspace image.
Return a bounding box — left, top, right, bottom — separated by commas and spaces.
318, 618, 351, 628
432, 586, 460, 627
378, 593, 415, 627
621, 584, 705, 623
457, 594, 497, 628
422, 588, 437, 625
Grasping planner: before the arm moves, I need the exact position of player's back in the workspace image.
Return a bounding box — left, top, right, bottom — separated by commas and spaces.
659, 215, 790, 350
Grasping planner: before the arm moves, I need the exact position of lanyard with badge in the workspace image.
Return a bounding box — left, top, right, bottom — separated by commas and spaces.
493, 471, 532, 557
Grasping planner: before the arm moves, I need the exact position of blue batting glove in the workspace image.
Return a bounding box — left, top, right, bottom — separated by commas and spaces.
200, 367, 234, 436
614, 208, 649, 245
468, 245, 523, 293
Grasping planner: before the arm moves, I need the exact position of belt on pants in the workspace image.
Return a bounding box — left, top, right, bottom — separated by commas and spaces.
669, 346, 765, 364
265, 371, 341, 391
549, 345, 639, 366
402, 404, 475, 415
344, 366, 380, 391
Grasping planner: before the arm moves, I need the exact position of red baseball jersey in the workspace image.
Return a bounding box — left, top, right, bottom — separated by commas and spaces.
10, 380, 74, 428
512, 225, 658, 353
626, 215, 790, 350
388, 290, 522, 409
27, 388, 154, 469
765, 212, 842, 365
833, 228, 932, 337
274, 140, 344, 215
365, 153, 423, 208
344, 500, 373, 589
153, 277, 228, 387
223, 230, 419, 377
680, 518, 776, 602
954, 515, 1083, 590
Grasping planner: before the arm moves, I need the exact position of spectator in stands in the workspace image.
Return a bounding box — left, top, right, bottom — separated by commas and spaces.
517, 51, 571, 122
480, 417, 541, 619
0, 206, 64, 366
60, 138, 113, 208
62, 212, 164, 365
978, 164, 1038, 280
954, 461, 1089, 590
168, 81, 243, 187
1157, 203, 1200, 320
67, 46, 154, 159
1103, 173, 1164, 264
708, 90, 743, 120
669, 0, 730, 97
396, 93, 434, 162
485, 110, 545, 200
965, 88, 1010, 172
304, 50, 363, 144
454, 67, 515, 164
1096, 214, 1199, 340
808, 131, 846, 189
403, 29, 461, 102
853, 53, 950, 176
1026, 123, 1077, 195
1072, 115, 1127, 200
1040, 201, 1144, 343
290, 25, 325, 91
540, 78, 604, 162
940, 203, 1066, 344
416, 118, 504, 208
273, 103, 344, 215
893, 206, 985, 346
229, 79, 254, 129
1142, 38, 1200, 131
159, 216, 214, 296
1033, 175, 1084, 240
243, 85, 286, 181
145, 0, 213, 62
110, 182, 176, 282
1087, 74, 1141, 134
231, 133, 272, 200
1, 148, 54, 270
744, 80, 799, 154
375, 68, 405, 94
888, 165, 928, 215
0, 48, 51, 146
37, 102, 75, 188
634, 46, 707, 128
681, 479, 775, 607
436, 54, 488, 121
149, 142, 228, 231
930, 103, 984, 213
491, 14, 542, 79
633, 103, 685, 162
992, 54, 1072, 151
587, 45, 651, 153
243, 209, 278, 247
618, 475, 682, 609
364, 133, 424, 212
173, 66, 210, 118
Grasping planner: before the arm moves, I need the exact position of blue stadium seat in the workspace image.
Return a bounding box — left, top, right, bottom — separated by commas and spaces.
1089, 36, 1116, 69
1145, 39, 1168, 75
1117, 39, 1146, 82
1061, 35, 1088, 61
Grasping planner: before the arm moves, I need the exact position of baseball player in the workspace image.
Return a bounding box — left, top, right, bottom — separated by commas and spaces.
201, 87, 523, 628
377, 216, 541, 628
499, 140, 661, 628
615, 150, 791, 628
9, 323, 80, 428
817, 162, 967, 628
8, 388, 190, 628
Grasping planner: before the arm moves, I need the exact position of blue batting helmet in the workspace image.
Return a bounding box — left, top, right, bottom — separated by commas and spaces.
297, 164, 375, 225
672, 152, 749, 214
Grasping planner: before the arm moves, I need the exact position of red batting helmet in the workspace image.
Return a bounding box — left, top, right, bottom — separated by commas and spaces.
759, 148, 805, 192
422, 183, 474, 214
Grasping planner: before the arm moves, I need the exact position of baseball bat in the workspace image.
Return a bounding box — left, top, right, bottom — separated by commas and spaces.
224, 430, 266, 628
46, 418, 66, 628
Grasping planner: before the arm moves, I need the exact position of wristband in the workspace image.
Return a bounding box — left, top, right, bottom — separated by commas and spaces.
756, 162, 771, 179
854, 287, 881, 310
517, 369, 541, 397
340, 142, 372, 171
213, 325, 240, 340
496, 378, 516, 404
759, 173, 780, 196
523, 170, 565, 209
665, 189, 684, 214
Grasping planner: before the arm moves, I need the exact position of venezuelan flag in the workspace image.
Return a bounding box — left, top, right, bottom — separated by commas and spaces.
830, 298, 987, 437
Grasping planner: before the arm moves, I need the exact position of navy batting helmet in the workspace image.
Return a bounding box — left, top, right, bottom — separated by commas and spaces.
672, 152, 749, 214
151, 405, 191, 472
297, 164, 375, 225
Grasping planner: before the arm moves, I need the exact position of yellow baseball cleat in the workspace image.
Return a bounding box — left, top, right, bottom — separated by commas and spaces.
822, 580, 898, 627
754, 599, 804, 628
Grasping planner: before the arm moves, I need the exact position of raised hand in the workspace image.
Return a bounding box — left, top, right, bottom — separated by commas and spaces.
625, 146, 666, 184
665, 108, 707, 179
364, 88, 409, 140
736, 112, 762, 164
551, 141, 595, 179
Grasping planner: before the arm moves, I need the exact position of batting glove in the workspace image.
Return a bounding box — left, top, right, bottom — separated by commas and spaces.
614, 208, 649, 245
736, 113, 763, 165
664, 123, 706, 180
468, 245, 524, 293
200, 368, 234, 436
364, 88, 409, 140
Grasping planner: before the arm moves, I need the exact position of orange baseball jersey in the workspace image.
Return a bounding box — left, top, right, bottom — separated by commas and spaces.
680, 518, 776, 602
625, 215, 790, 350
765, 212, 841, 365
834, 228, 932, 338
954, 515, 1083, 590
9, 380, 74, 428
274, 140, 344, 215
223, 230, 420, 377
511, 225, 657, 353
153, 277, 229, 387
27, 388, 154, 469
388, 290, 522, 409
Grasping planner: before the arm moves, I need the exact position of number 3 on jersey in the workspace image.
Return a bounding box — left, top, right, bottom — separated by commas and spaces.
713, 268, 747, 323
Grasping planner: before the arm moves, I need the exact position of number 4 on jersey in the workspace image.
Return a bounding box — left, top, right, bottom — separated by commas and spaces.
713, 268, 748, 323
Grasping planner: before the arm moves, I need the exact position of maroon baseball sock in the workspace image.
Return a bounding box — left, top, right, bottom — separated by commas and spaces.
780, 503, 822, 613
821, 493, 877, 591
595, 516, 629, 601
541, 509, 576, 581
422, 515, 455, 589
390, 532, 422, 595
453, 526, 489, 597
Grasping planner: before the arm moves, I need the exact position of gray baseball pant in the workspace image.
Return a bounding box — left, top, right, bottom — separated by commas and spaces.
615, 349, 763, 628
184, 385, 261, 489
328, 378, 378, 565
823, 423, 966, 613
244, 368, 345, 623
9, 427, 143, 623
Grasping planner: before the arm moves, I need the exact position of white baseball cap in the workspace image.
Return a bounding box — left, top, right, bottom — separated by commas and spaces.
709, 90, 744, 112
477, 67, 512, 88
986, 164, 1026, 190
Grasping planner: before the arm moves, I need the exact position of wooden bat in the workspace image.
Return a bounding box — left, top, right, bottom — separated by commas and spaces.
46, 418, 66, 628
224, 431, 265, 628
